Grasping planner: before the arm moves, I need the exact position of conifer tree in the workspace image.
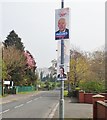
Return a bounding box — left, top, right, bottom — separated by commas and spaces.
4, 30, 24, 51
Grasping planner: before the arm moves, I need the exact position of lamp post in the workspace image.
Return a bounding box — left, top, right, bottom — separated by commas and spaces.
59, 0, 65, 119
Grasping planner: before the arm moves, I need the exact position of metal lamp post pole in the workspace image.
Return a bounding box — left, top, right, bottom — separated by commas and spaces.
59, 0, 64, 119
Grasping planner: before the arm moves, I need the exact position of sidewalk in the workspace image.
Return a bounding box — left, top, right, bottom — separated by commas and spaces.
0, 91, 40, 105
53, 97, 93, 119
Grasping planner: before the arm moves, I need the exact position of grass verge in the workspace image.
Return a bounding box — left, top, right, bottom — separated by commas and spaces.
17, 90, 38, 95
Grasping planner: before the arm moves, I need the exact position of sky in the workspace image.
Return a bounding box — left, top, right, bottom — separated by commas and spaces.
0, 0, 106, 68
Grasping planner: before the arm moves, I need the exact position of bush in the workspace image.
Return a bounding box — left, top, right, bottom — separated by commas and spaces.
64, 90, 68, 97
79, 80, 105, 93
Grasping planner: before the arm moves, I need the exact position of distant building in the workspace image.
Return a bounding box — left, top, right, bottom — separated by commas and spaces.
37, 68, 50, 80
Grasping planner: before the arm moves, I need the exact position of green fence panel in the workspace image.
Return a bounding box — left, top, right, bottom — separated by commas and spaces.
15, 86, 35, 93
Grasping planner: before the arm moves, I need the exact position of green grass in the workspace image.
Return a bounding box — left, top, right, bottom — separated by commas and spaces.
0, 90, 39, 97
0, 94, 8, 98
18, 90, 38, 95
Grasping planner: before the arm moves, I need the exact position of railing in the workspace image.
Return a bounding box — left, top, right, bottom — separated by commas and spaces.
16, 86, 35, 93
3, 86, 36, 94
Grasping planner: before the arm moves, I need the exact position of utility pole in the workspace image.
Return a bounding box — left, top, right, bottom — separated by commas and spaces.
59, 0, 64, 119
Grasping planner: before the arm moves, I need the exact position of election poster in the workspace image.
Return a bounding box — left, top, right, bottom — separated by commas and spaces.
55, 8, 69, 40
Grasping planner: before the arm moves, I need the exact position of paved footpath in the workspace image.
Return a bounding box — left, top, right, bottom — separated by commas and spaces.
53, 97, 93, 119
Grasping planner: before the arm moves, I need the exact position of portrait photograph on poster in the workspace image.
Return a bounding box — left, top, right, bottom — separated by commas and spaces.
57, 66, 67, 80
57, 40, 70, 80
55, 8, 69, 40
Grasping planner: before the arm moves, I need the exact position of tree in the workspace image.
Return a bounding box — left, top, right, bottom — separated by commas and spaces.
0, 44, 2, 80
24, 50, 36, 72
88, 50, 105, 82
24, 69, 38, 86
2, 31, 38, 86
3, 30, 24, 51
40, 71, 43, 81
69, 50, 89, 89
2, 61, 7, 80
3, 46, 27, 85
48, 59, 57, 82
105, 50, 107, 91
23, 50, 37, 85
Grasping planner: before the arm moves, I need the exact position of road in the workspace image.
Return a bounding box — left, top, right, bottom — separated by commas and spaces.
1, 90, 60, 119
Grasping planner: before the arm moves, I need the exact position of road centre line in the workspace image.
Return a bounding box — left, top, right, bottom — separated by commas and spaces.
26, 97, 41, 103
34, 98, 38, 101
2, 109, 10, 114
0, 96, 42, 114
14, 104, 24, 109
26, 100, 32, 104
34, 96, 42, 100
2, 96, 42, 111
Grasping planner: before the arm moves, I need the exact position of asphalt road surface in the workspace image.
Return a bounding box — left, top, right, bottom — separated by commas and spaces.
1, 90, 60, 119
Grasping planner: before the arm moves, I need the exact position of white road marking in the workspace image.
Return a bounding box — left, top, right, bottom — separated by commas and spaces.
48, 102, 59, 118
26, 100, 32, 104
14, 104, 24, 109
2, 109, 10, 114
34, 98, 39, 101
34, 97, 41, 101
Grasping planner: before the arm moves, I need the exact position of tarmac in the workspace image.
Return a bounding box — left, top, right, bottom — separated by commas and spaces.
0, 91, 41, 105
53, 97, 93, 120
0, 92, 93, 120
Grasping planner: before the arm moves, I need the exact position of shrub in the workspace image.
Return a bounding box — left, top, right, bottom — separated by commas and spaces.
79, 80, 105, 93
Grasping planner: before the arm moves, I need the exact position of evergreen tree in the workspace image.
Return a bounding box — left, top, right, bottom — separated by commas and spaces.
4, 30, 24, 51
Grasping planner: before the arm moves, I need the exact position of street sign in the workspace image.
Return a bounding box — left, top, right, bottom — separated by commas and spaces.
4, 81, 10, 85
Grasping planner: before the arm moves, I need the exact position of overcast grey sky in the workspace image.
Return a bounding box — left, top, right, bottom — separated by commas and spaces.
0, 0, 105, 68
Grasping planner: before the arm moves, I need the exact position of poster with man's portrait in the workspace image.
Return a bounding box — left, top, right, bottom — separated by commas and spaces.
55, 8, 69, 40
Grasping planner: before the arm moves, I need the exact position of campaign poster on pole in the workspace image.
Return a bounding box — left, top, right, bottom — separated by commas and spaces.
55, 8, 69, 40
57, 40, 70, 80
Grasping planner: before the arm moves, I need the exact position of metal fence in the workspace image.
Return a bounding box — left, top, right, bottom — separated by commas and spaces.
15, 86, 35, 93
